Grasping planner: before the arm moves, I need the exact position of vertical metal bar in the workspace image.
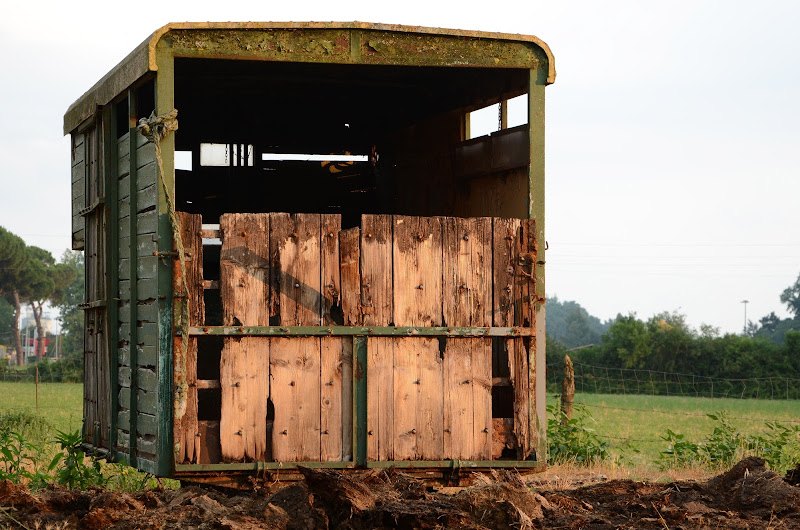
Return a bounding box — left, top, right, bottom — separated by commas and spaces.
528, 69, 547, 463
127, 89, 139, 469
154, 44, 176, 477
103, 104, 120, 459
353, 336, 367, 467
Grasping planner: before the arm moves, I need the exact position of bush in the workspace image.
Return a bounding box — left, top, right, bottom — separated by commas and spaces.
547, 401, 612, 465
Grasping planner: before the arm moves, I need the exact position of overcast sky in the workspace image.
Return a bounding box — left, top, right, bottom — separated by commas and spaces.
1, 1, 797, 334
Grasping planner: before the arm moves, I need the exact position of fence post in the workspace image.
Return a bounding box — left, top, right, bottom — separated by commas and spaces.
560, 355, 575, 425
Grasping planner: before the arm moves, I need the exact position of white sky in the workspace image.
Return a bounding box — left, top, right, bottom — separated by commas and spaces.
1, 1, 798, 334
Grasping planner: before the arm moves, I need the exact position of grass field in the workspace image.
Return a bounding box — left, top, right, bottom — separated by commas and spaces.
0, 382, 83, 434
1, 383, 797, 473
565, 392, 800, 468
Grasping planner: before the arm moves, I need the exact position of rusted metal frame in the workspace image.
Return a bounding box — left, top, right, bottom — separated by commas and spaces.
127, 88, 139, 469
103, 103, 120, 460
528, 68, 548, 464
186, 326, 534, 337
353, 336, 367, 467
154, 43, 176, 477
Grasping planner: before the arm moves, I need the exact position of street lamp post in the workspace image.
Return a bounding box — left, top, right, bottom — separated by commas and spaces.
741, 299, 749, 335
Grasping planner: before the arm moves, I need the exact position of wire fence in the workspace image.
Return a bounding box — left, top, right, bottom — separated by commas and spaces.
546, 361, 800, 400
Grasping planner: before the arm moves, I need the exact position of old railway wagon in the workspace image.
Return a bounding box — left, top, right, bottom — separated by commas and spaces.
64, 22, 555, 486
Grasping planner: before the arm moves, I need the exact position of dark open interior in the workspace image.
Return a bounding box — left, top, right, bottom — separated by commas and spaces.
174, 58, 531, 228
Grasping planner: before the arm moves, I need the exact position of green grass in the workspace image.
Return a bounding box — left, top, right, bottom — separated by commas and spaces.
569, 392, 800, 468
0, 382, 83, 434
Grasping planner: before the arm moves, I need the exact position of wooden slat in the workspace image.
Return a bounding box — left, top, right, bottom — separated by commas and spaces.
392, 216, 442, 327
392, 338, 417, 460
173, 212, 204, 464
416, 337, 444, 460
360, 215, 392, 326
219, 213, 270, 462
341, 338, 353, 462
320, 337, 343, 461
492, 218, 521, 327
339, 227, 361, 326
443, 217, 491, 327
197, 421, 222, 464
220, 213, 270, 325
392, 337, 443, 460
472, 339, 492, 460
367, 337, 393, 461
506, 338, 530, 460
271, 337, 321, 461
271, 213, 322, 326
516, 219, 537, 328
220, 338, 268, 461
443, 339, 472, 459
321, 214, 341, 325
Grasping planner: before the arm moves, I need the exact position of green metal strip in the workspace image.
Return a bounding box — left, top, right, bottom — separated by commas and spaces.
174, 460, 542, 473
103, 104, 120, 458
127, 89, 139, 469
154, 43, 176, 478
175, 461, 356, 472
353, 336, 367, 467
187, 326, 532, 337
366, 460, 544, 469
78, 300, 108, 310
528, 69, 548, 463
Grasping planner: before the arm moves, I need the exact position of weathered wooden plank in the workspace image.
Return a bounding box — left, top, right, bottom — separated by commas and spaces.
271, 213, 322, 326
219, 337, 269, 462
118, 154, 130, 179
472, 339, 493, 460
271, 337, 321, 461
219, 213, 270, 462
321, 214, 341, 325
360, 215, 392, 326
197, 420, 222, 464
392, 338, 418, 460
443, 217, 491, 327
506, 338, 530, 460
392, 216, 442, 327
492, 218, 521, 327
320, 338, 343, 461
136, 209, 158, 235
138, 367, 157, 393
341, 338, 353, 462
135, 300, 158, 323
416, 337, 444, 460
443, 339, 472, 459
136, 162, 157, 191
118, 175, 130, 201
220, 213, 270, 325
515, 219, 537, 328
119, 388, 157, 415
136, 142, 156, 170
339, 227, 361, 326
136, 184, 157, 213
173, 212, 204, 464
118, 411, 157, 437
367, 337, 393, 461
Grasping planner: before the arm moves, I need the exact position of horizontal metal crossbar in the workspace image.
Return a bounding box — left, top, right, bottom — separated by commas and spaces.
185, 325, 533, 337
174, 459, 543, 473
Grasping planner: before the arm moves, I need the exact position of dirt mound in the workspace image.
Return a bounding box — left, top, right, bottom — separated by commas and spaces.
787, 462, 800, 486
1, 459, 799, 529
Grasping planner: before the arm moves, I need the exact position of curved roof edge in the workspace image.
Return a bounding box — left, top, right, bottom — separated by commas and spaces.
64, 21, 556, 135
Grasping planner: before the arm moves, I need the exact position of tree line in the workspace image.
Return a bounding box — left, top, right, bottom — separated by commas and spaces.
547, 273, 800, 396
0, 226, 81, 371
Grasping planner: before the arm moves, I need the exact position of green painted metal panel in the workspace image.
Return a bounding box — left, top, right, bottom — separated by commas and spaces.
155, 42, 176, 477
528, 71, 548, 463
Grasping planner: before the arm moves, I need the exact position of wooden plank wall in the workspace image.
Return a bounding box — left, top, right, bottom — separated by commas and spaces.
182, 212, 537, 464
116, 130, 160, 462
